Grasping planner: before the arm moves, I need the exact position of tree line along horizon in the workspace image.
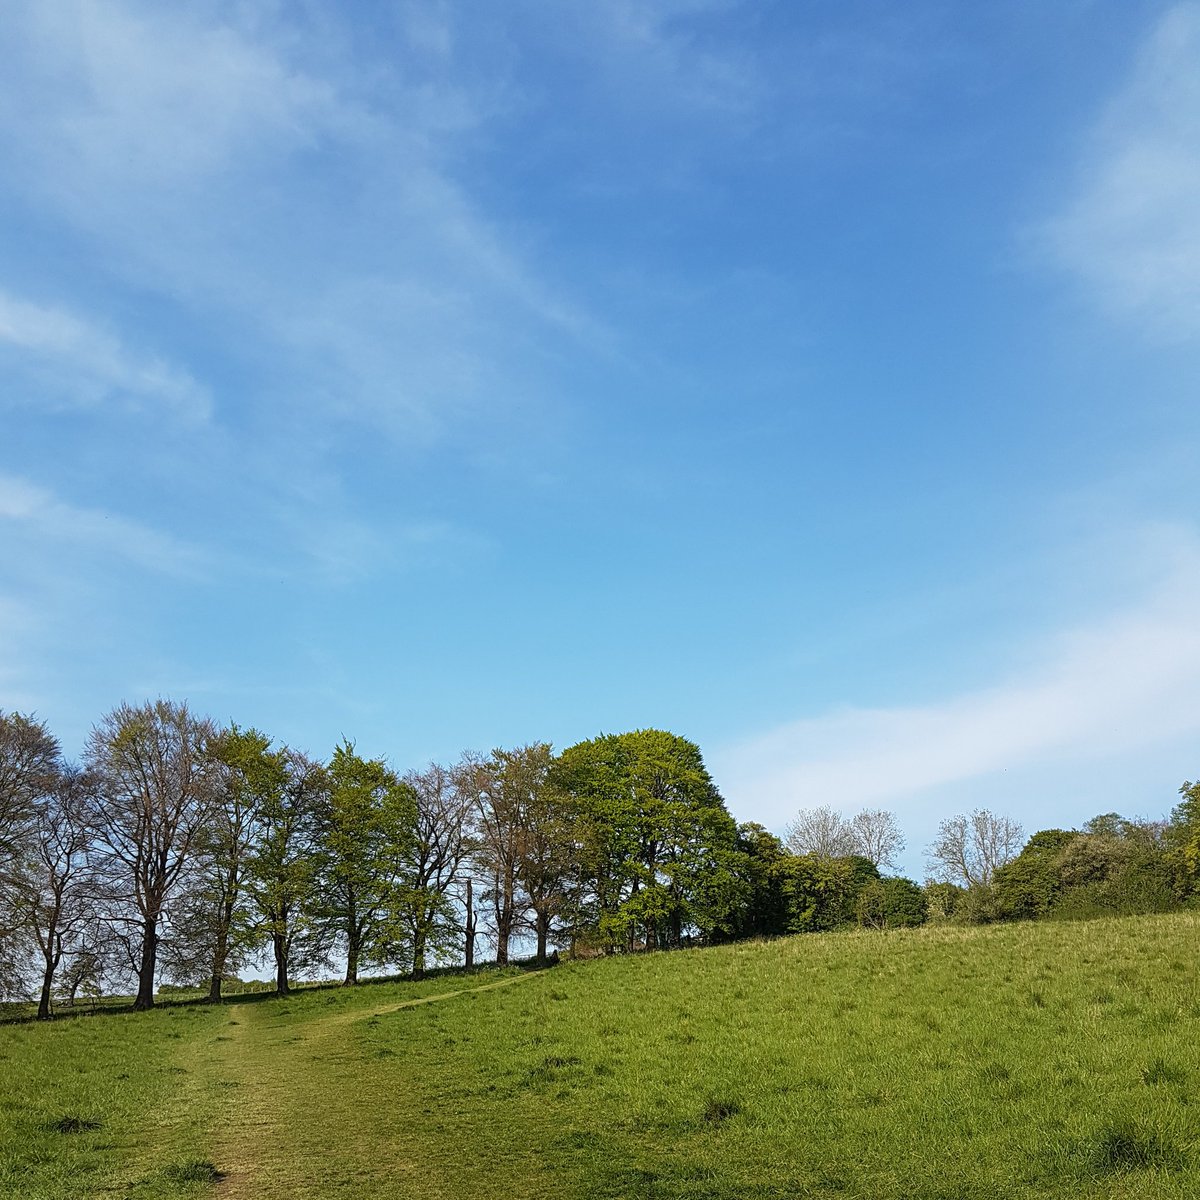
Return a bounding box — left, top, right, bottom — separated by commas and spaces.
1, 700, 1197, 1020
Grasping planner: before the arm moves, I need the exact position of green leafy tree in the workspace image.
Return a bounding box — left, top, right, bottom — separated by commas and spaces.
165, 727, 283, 1001
1166, 781, 1200, 900
992, 829, 1078, 920
856, 877, 928, 930
314, 742, 416, 984
922, 880, 965, 922
247, 750, 326, 994
720, 823, 789, 939
555, 730, 737, 952
1052, 815, 1173, 919
0, 711, 60, 863
774, 854, 880, 932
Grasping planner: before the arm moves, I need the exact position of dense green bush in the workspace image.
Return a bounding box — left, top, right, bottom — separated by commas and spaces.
855, 877, 927, 929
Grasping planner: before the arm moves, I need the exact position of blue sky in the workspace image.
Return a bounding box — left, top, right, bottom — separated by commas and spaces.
2, 0, 1199, 878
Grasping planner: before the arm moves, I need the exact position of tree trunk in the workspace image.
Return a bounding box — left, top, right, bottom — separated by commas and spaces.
464, 878, 475, 969
274, 930, 290, 995
495, 906, 510, 966
535, 909, 549, 963
37, 955, 57, 1020
411, 928, 426, 981
208, 903, 231, 1002
207, 930, 227, 1002
345, 927, 360, 985
133, 917, 158, 1010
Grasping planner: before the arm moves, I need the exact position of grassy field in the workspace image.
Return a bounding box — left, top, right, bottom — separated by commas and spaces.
2, 913, 1198, 1199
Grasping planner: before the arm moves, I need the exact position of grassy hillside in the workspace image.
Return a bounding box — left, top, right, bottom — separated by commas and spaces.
2, 914, 1199, 1199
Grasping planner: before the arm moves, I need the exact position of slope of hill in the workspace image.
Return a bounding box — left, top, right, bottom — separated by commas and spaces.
3, 914, 1199, 1199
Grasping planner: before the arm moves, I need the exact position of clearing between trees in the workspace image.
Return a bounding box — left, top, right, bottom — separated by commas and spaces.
2, 913, 1199, 1199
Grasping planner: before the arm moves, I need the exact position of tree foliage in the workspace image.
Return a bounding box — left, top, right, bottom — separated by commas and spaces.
3, 698, 1198, 1010
314, 742, 416, 984
555, 730, 738, 951
856, 877, 927, 930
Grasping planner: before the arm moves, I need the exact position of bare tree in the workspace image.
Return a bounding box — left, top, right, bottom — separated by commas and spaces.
849, 809, 906, 871
401, 762, 474, 979
926, 809, 1024, 888
16, 766, 96, 1019
784, 806, 856, 859
465, 746, 552, 966
85, 699, 218, 1009
0, 712, 62, 1001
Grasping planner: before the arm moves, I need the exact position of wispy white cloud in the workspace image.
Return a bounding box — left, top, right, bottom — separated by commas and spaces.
1041, 3, 1200, 338
6, 0, 347, 194
711, 528, 1200, 829
0, 473, 207, 577
0, 0, 601, 441
0, 289, 210, 419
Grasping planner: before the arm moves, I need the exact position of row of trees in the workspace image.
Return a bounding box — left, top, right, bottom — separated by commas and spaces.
3, 704, 1197, 1018
0, 708, 773, 1015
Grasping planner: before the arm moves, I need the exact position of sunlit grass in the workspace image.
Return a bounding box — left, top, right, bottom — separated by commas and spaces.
2, 915, 1199, 1198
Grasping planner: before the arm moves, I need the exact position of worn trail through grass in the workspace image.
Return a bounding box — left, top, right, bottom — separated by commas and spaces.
204, 973, 537, 1198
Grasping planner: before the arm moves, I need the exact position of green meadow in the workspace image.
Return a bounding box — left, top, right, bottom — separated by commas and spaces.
2, 913, 1198, 1200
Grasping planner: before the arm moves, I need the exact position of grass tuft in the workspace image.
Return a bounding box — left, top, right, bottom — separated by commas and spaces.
1086, 1122, 1183, 1173
49, 1116, 101, 1135
1143, 1058, 1187, 1086
702, 1098, 741, 1124
161, 1158, 226, 1183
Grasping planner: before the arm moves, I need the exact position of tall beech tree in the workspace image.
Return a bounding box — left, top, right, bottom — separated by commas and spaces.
85, 700, 217, 1009
167, 727, 279, 1001
248, 750, 326, 994
17, 766, 95, 1019
468, 745, 554, 966
510, 744, 575, 963
0, 711, 60, 863
460, 749, 512, 965
0, 712, 63, 998
400, 761, 474, 979
315, 742, 415, 985
556, 729, 738, 952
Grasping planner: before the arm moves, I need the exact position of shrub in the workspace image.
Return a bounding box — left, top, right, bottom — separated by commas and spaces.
856, 877, 927, 929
